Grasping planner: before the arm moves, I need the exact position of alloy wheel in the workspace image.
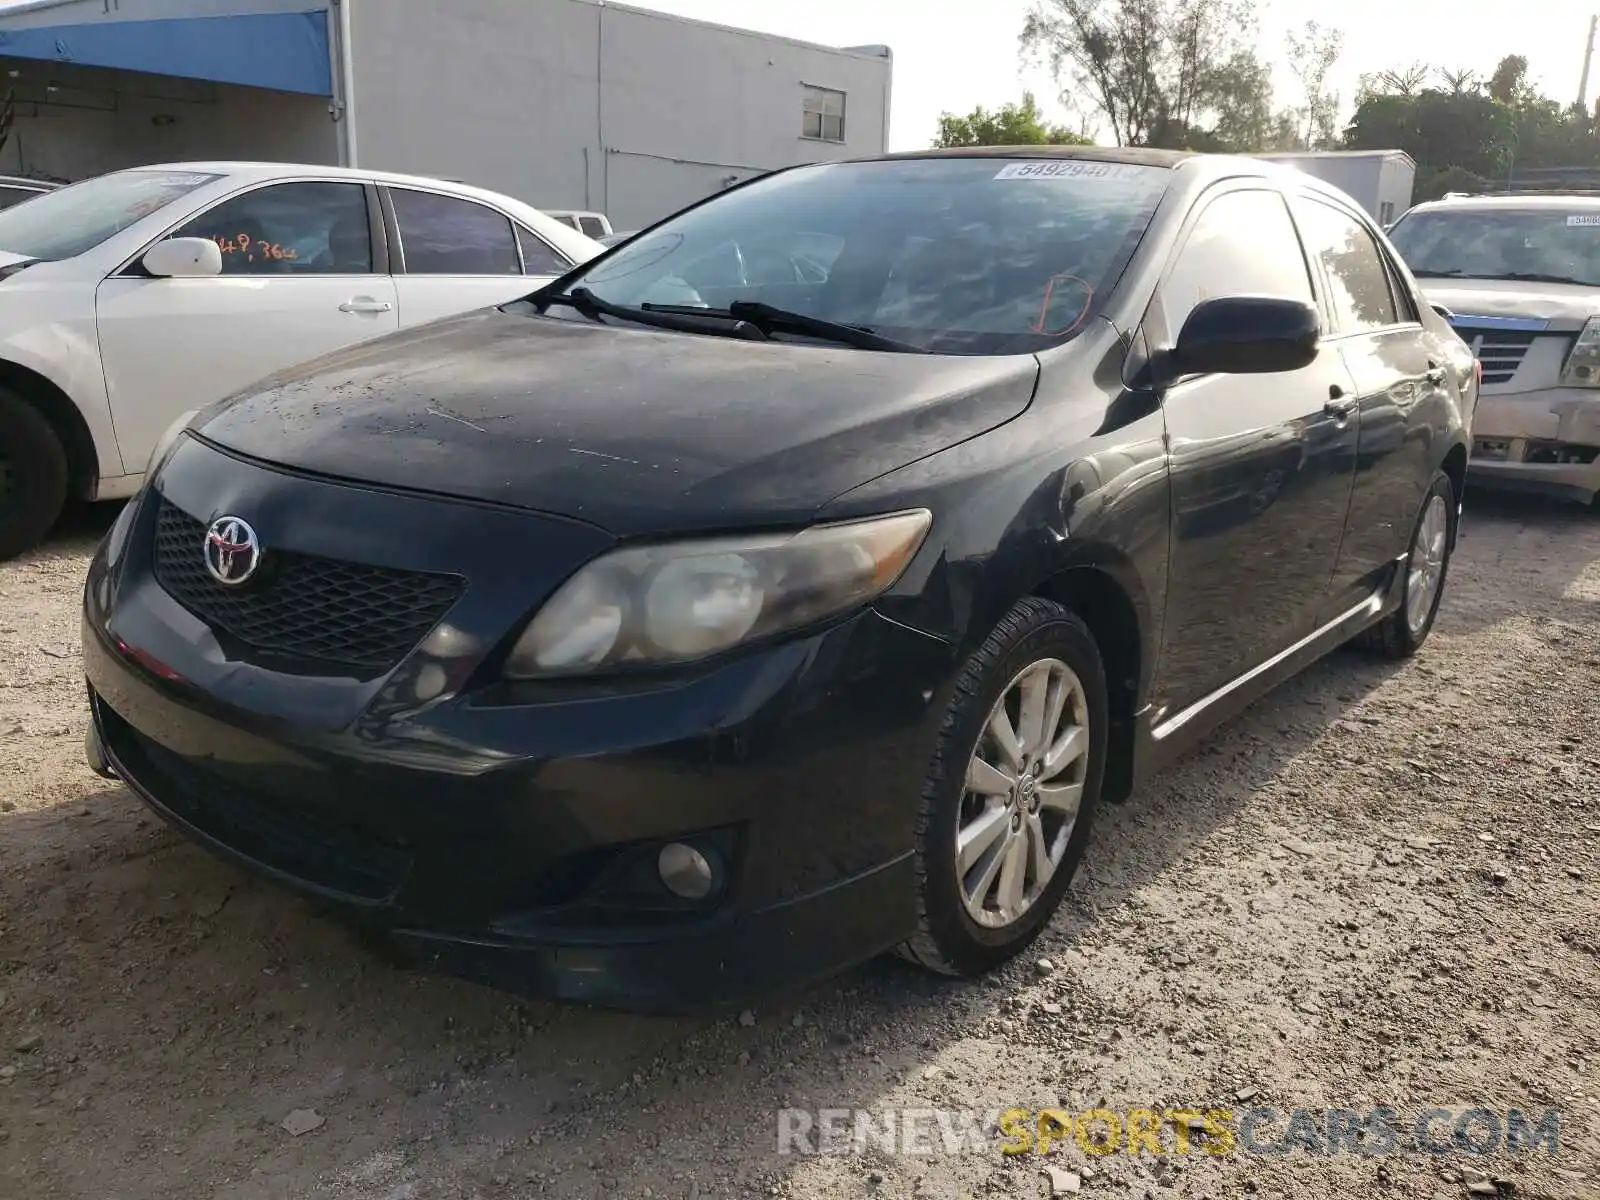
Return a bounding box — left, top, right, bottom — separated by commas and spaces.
956, 657, 1090, 929
1406, 493, 1449, 635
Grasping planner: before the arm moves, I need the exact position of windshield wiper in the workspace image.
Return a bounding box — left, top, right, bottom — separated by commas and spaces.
1418, 270, 1595, 287
536, 287, 770, 341
641, 300, 928, 353
1490, 272, 1595, 287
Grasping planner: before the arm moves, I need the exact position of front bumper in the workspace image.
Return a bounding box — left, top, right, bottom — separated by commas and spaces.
82, 449, 959, 1012
1468, 388, 1600, 503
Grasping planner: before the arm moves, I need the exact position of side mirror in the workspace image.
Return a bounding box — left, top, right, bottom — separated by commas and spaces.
142, 237, 222, 279
1172, 295, 1320, 377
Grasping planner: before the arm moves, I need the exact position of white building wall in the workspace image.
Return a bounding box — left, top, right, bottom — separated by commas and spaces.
349, 0, 892, 230
1375, 156, 1417, 224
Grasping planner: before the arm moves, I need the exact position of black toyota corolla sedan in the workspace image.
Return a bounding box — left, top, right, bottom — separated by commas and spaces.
82, 148, 1477, 1011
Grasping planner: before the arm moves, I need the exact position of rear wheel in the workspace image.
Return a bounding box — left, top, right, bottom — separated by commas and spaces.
0, 389, 69, 563
901, 597, 1108, 978
1357, 470, 1454, 659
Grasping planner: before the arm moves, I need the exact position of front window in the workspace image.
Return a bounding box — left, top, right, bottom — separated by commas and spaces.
173, 181, 372, 275
551, 157, 1171, 355
1389, 207, 1600, 288
0, 169, 217, 261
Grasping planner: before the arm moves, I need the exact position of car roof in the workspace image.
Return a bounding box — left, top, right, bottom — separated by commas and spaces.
108, 161, 603, 259
871, 145, 1195, 169
831, 147, 1372, 222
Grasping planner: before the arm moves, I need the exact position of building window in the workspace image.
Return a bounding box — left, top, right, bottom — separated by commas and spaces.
1379, 200, 1395, 225
802, 85, 846, 142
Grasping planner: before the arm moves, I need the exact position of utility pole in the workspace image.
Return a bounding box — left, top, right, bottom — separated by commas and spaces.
1580, 13, 1598, 113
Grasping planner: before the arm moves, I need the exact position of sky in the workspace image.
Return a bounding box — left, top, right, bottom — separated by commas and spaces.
633, 0, 1595, 150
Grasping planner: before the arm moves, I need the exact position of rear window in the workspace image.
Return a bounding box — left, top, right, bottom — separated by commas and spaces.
578, 215, 607, 238
0, 169, 217, 261
1389, 207, 1600, 288
0, 185, 45, 211
562, 157, 1171, 355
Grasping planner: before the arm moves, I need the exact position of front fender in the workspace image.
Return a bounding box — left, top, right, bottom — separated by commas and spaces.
820, 385, 1171, 692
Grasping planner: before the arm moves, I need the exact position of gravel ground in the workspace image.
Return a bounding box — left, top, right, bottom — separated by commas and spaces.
1, 494, 1596, 1200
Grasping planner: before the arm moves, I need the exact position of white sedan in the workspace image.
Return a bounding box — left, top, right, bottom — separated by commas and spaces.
0, 162, 603, 560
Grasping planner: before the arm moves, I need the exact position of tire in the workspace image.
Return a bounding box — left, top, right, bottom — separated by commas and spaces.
900, 596, 1109, 978
1356, 469, 1455, 659
0, 389, 68, 563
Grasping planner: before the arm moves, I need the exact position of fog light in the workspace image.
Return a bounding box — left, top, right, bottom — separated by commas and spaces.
657, 842, 715, 900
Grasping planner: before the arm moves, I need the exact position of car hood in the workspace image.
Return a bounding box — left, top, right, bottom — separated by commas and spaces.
1416, 277, 1600, 333
195, 309, 1041, 537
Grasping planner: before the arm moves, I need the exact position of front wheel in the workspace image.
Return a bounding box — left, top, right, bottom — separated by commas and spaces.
0, 390, 69, 563
1357, 470, 1455, 659
900, 597, 1109, 978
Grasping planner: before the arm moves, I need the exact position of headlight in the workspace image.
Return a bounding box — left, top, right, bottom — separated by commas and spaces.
1560, 317, 1600, 388
145, 409, 199, 475
505, 510, 932, 678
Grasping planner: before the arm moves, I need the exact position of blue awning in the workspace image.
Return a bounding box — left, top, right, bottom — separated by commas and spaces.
0, 10, 330, 95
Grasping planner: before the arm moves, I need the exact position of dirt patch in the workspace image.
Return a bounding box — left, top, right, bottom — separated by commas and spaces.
1, 495, 1597, 1200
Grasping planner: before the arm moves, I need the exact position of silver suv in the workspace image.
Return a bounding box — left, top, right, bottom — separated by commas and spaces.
1388, 194, 1600, 504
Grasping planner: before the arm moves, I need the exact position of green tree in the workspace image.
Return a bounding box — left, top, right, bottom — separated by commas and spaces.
1346, 87, 1514, 177
1284, 20, 1344, 149
933, 92, 1092, 147
1488, 54, 1530, 105
1021, 0, 1278, 152
1345, 51, 1600, 201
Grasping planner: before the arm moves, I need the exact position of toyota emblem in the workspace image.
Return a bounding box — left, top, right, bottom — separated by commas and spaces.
203, 516, 261, 586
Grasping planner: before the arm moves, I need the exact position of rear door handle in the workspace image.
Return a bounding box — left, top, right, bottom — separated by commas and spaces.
1424, 366, 1447, 386
339, 298, 393, 314
1324, 385, 1357, 418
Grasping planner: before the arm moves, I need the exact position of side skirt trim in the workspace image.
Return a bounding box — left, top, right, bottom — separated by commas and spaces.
1150, 589, 1385, 744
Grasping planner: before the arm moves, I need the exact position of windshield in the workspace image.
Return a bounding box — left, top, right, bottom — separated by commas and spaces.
554, 157, 1171, 354
0, 169, 218, 261
1388, 207, 1600, 287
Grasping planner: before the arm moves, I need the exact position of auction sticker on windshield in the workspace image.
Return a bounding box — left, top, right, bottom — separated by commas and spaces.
993, 161, 1142, 181
1566, 214, 1600, 226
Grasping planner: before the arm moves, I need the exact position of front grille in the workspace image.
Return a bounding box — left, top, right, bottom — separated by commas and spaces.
152, 499, 464, 675
97, 699, 410, 902
1452, 325, 1538, 385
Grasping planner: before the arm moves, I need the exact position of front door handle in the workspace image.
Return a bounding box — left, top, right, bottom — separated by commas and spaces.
1325, 385, 1357, 418
339, 298, 393, 314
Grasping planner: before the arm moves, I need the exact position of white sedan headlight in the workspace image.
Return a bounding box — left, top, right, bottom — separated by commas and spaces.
1560, 317, 1600, 388
505, 510, 932, 678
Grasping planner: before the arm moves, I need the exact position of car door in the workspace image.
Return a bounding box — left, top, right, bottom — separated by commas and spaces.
1150, 185, 1361, 714
384, 186, 569, 328
1289, 193, 1445, 622
95, 179, 399, 471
